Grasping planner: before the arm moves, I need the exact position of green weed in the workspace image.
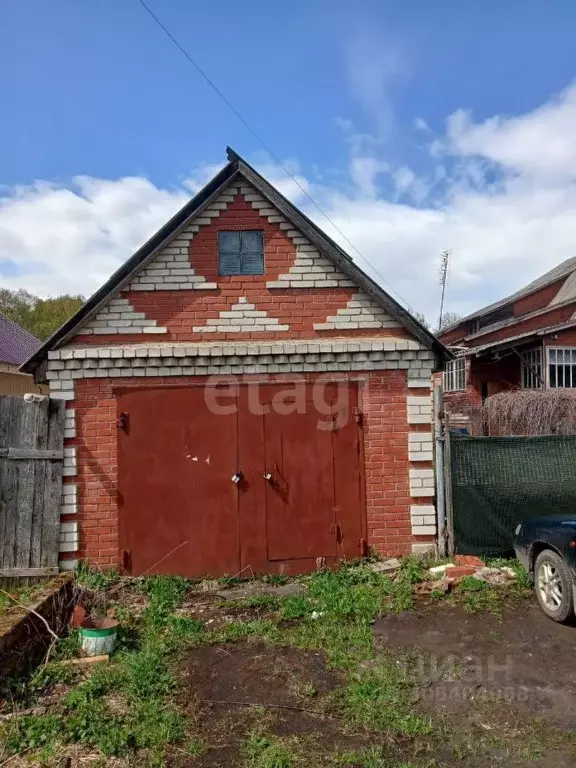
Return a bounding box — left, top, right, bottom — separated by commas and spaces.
242, 730, 295, 768
75, 561, 121, 590
334, 659, 432, 736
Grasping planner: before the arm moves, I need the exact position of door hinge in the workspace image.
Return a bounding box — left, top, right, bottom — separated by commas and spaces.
117, 412, 129, 430
359, 538, 369, 557
353, 407, 363, 425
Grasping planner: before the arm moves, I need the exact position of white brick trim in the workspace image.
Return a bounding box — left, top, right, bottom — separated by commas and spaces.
45, 339, 434, 378
80, 297, 168, 335
408, 432, 433, 462
193, 296, 289, 334
412, 542, 436, 555
61, 482, 77, 515
49, 378, 79, 559
409, 468, 434, 497
238, 182, 354, 290
410, 504, 437, 535
407, 395, 432, 424
313, 292, 401, 331
59, 520, 79, 552
127, 186, 239, 292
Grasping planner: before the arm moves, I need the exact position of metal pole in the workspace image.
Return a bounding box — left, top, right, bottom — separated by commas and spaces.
444, 414, 455, 557
434, 384, 446, 557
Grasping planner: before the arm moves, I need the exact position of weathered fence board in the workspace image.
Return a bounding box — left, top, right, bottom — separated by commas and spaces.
0, 396, 65, 587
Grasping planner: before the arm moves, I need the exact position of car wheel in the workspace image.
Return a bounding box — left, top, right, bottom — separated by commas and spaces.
534, 550, 575, 623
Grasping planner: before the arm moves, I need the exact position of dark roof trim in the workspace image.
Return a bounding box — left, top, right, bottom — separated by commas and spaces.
459, 318, 576, 356
440, 257, 576, 336
21, 161, 239, 373
23, 147, 450, 373
227, 149, 449, 361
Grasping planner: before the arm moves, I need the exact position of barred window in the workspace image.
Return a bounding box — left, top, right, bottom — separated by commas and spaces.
218, 231, 264, 275
443, 358, 466, 392
548, 347, 576, 388
521, 347, 543, 389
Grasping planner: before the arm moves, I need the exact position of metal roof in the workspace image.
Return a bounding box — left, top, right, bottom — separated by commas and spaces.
0, 312, 40, 366
440, 256, 576, 335
22, 147, 450, 373
454, 318, 576, 356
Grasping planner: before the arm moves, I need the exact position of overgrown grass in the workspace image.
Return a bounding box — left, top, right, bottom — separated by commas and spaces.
242, 730, 296, 768
334, 658, 432, 735
0, 557, 534, 766
1, 575, 192, 764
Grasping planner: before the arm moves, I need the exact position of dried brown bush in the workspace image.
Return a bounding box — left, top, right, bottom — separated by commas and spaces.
481, 389, 576, 436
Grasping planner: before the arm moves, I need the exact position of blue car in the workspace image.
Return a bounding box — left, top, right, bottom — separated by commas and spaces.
513, 514, 576, 623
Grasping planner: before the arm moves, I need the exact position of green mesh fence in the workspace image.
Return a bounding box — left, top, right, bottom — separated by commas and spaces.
450, 434, 576, 557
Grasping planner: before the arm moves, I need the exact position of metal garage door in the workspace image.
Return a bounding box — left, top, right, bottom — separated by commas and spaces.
117, 383, 365, 578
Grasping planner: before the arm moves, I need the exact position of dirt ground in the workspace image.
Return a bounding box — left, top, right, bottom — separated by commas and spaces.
170, 597, 576, 767
174, 643, 367, 767
374, 599, 576, 728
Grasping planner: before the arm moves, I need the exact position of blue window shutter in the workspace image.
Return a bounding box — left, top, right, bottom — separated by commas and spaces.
218, 231, 241, 275
240, 231, 264, 275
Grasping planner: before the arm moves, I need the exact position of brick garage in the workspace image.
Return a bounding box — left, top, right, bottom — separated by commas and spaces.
24, 148, 449, 576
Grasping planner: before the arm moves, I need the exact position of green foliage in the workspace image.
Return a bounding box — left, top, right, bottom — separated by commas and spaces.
242, 730, 294, 768
261, 574, 290, 586
215, 618, 278, 643
75, 561, 121, 590
396, 556, 426, 584
280, 594, 315, 620
4, 713, 62, 753
0, 287, 84, 340
335, 660, 432, 736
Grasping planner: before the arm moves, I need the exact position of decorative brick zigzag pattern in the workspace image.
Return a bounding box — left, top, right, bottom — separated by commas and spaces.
192, 296, 289, 333
81, 297, 168, 335
313, 292, 401, 331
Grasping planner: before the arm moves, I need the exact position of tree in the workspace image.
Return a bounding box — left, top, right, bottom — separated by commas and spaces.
439, 311, 462, 330
0, 289, 84, 340
413, 312, 431, 329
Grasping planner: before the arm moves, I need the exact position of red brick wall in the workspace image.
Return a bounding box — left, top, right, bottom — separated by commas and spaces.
63, 369, 420, 567
72, 194, 408, 345
439, 278, 573, 348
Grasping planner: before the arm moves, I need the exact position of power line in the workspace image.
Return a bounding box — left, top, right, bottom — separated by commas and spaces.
136, 0, 413, 311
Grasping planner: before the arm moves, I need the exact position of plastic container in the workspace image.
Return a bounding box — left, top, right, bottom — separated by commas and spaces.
79, 617, 119, 656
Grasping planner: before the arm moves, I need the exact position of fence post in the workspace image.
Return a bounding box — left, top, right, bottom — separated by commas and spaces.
434, 385, 446, 557
443, 414, 455, 556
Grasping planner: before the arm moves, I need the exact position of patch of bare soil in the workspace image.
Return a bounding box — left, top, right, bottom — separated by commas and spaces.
170, 642, 364, 767
374, 598, 576, 729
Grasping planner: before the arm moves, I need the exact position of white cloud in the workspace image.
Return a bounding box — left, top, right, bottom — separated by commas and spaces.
346, 33, 409, 141
446, 82, 576, 179
2, 83, 576, 325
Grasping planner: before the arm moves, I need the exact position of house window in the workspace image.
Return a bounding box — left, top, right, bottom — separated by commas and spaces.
218, 231, 264, 275
548, 347, 576, 388
443, 358, 466, 392
521, 347, 543, 389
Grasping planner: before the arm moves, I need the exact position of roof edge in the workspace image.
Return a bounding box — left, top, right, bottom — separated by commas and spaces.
22, 147, 451, 372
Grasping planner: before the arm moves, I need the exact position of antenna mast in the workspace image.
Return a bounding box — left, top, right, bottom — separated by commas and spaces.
437, 250, 451, 331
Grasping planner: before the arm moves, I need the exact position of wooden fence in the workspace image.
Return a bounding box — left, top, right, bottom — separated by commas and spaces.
0, 395, 65, 586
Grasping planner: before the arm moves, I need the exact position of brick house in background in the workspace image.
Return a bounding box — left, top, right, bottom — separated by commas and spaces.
23, 148, 449, 577
438, 258, 576, 429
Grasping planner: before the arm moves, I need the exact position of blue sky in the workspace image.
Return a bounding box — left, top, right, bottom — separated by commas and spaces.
2, 0, 576, 321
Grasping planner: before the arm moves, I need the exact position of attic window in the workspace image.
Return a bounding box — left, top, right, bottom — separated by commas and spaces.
218, 231, 264, 275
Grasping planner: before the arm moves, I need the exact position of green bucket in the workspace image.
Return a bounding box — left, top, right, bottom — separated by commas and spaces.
79, 618, 119, 656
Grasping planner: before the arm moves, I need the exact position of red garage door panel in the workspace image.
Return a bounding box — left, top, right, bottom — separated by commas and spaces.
263, 404, 337, 561
118, 387, 240, 578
